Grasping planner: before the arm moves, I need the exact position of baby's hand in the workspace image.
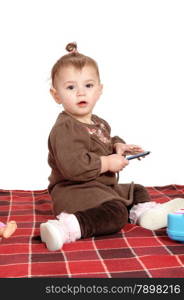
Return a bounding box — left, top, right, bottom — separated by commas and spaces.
114, 143, 144, 156
108, 154, 129, 172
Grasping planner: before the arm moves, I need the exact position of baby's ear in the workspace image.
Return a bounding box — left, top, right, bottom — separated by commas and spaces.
50, 87, 62, 104
99, 83, 103, 95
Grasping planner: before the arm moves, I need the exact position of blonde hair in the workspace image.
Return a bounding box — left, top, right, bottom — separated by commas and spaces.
51, 42, 100, 87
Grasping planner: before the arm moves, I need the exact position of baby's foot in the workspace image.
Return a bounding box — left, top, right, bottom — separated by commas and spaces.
40, 214, 81, 251
138, 198, 184, 230
40, 220, 69, 251
3, 221, 17, 238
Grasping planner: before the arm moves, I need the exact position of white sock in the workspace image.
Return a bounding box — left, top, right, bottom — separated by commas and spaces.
57, 212, 81, 241
129, 202, 158, 224
40, 213, 81, 251
137, 198, 184, 230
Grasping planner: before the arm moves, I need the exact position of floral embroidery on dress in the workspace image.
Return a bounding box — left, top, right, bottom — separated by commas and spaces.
86, 123, 111, 144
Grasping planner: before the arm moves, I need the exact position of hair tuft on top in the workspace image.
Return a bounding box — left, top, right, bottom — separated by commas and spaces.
65, 42, 78, 53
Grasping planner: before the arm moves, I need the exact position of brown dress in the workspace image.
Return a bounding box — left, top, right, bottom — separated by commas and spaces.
47, 111, 150, 237
48, 111, 133, 214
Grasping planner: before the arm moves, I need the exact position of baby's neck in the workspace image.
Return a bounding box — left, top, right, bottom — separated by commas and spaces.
64, 111, 94, 125
76, 117, 94, 125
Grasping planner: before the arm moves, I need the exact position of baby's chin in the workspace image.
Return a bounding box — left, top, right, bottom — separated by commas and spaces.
72, 105, 93, 116
65, 107, 93, 118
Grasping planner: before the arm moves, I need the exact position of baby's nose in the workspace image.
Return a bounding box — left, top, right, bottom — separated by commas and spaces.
77, 87, 85, 96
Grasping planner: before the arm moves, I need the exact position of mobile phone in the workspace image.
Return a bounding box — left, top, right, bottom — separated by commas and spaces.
126, 151, 151, 160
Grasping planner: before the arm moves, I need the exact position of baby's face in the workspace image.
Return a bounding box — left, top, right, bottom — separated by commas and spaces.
51, 65, 103, 121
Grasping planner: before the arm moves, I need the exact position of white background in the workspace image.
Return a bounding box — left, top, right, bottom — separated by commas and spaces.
0, 0, 183, 190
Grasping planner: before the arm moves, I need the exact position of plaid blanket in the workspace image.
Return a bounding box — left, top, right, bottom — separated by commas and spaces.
0, 185, 184, 278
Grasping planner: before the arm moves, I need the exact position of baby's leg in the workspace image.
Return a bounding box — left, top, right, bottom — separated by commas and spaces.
133, 184, 151, 204
128, 184, 155, 224
75, 199, 128, 238
40, 199, 128, 251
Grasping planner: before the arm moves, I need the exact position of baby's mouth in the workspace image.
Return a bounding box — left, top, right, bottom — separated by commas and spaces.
77, 101, 88, 107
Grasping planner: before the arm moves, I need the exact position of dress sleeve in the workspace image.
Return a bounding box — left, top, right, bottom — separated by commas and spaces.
50, 119, 101, 182
111, 136, 126, 145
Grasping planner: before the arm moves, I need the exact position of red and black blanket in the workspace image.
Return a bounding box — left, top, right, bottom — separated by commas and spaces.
0, 185, 184, 278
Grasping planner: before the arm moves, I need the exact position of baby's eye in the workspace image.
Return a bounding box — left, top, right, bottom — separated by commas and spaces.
86, 83, 94, 88
67, 85, 75, 90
